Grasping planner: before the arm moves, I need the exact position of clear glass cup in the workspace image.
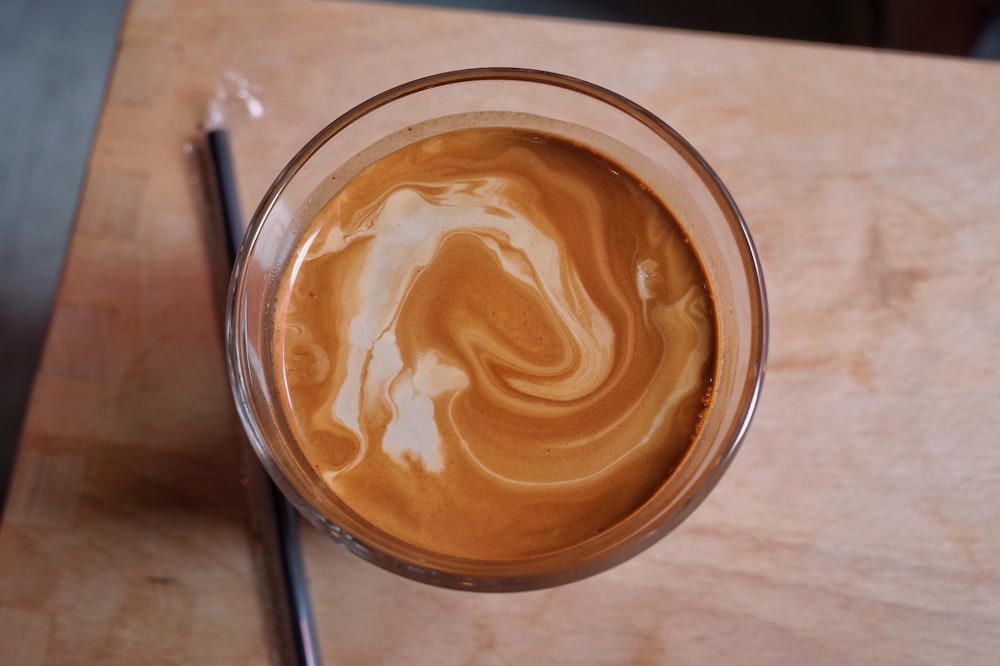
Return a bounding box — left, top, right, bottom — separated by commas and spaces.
227, 68, 767, 591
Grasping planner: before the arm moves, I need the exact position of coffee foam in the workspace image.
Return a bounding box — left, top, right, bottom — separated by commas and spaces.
275, 127, 715, 559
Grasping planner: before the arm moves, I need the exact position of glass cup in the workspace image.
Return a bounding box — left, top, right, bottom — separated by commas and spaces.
227, 68, 767, 591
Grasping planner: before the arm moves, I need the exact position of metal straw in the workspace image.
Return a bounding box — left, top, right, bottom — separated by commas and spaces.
206, 127, 323, 666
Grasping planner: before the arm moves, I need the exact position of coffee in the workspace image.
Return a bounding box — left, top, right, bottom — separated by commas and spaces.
272, 126, 716, 560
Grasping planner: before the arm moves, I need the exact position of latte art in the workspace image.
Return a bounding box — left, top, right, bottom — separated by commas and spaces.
275, 127, 715, 559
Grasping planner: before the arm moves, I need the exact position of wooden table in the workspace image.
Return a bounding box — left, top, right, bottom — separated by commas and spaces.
2, 0, 999, 663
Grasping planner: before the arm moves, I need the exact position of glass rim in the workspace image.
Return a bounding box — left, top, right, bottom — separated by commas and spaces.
227, 67, 768, 591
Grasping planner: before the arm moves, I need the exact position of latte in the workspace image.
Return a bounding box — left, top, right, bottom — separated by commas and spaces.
272, 126, 716, 560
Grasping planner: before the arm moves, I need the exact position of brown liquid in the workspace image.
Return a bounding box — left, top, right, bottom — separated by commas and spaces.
273, 127, 715, 560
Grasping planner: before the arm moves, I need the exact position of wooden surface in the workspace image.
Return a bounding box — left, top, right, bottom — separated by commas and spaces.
2, 0, 1000, 663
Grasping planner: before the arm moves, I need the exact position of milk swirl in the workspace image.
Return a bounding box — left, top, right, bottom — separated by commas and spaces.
274, 127, 715, 559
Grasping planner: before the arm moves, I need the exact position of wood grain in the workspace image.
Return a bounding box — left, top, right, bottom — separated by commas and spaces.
1, 0, 999, 663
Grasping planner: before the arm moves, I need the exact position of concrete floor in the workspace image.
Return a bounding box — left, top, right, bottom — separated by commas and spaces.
0, 0, 128, 510
1, 0, 998, 510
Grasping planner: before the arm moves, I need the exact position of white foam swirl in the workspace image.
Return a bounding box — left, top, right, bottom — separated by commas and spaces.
318, 180, 616, 475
